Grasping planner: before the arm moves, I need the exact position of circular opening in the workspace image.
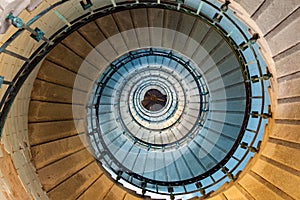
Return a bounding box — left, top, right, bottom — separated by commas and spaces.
141, 89, 167, 112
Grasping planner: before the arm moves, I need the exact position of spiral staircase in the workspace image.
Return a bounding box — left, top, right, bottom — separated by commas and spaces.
0, 0, 299, 200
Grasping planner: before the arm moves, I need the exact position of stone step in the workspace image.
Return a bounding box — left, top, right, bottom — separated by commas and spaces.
251, 159, 300, 200
48, 161, 102, 200
31, 135, 86, 169
37, 148, 95, 192
29, 101, 85, 122
239, 173, 285, 200
28, 119, 85, 146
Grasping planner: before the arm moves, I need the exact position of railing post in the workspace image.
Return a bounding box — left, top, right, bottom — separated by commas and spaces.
239, 33, 260, 51
213, 0, 230, 22
221, 167, 236, 181
240, 141, 261, 153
